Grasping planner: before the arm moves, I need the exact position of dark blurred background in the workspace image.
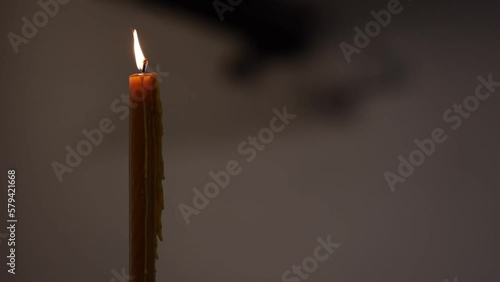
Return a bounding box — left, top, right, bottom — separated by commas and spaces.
1, 0, 500, 281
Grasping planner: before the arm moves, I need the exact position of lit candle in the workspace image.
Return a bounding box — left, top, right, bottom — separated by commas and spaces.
129, 29, 164, 282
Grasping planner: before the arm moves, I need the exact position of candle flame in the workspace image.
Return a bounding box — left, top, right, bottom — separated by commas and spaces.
133, 29, 147, 71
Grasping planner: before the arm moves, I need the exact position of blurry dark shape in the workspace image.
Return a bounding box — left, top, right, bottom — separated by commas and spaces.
141, 0, 318, 78
127, 0, 406, 116
307, 86, 359, 118
301, 51, 406, 118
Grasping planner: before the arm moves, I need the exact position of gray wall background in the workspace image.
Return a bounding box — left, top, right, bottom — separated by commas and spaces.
1, 0, 499, 281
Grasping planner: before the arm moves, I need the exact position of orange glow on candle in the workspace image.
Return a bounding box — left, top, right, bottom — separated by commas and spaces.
129, 29, 164, 282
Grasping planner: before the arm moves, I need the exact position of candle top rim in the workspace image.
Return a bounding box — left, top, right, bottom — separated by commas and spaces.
129, 72, 157, 77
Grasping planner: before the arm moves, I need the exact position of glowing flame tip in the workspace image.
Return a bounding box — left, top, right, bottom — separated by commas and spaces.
133, 29, 146, 71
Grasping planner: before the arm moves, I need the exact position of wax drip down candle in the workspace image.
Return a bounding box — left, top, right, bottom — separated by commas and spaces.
129, 29, 165, 282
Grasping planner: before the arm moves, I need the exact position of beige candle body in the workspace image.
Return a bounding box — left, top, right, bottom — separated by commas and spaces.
129, 72, 164, 282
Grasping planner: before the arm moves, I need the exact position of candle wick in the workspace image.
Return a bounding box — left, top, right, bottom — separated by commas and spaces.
142, 59, 149, 73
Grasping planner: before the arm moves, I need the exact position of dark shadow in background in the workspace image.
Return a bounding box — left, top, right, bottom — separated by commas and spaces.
112, 0, 406, 118
143, 0, 318, 77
